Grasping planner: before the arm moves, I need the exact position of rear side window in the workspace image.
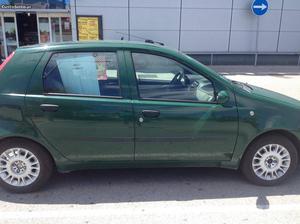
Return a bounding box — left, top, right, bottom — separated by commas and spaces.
43, 52, 121, 97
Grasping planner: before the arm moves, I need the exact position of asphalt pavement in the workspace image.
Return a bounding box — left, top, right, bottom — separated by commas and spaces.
1, 167, 300, 223
1, 65, 300, 224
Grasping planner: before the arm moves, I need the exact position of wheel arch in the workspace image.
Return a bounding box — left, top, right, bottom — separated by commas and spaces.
240, 129, 300, 164
0, 136, 57, 169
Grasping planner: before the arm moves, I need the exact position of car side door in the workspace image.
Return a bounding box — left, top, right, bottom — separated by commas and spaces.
25, 50, 135, 162
126, 51, 239, 162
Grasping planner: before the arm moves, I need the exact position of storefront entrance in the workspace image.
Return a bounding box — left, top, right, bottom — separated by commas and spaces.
0, 12, 72, 59
16, 12, 38, 46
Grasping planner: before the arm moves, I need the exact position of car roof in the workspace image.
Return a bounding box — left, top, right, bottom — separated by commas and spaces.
17, 40, 177, 55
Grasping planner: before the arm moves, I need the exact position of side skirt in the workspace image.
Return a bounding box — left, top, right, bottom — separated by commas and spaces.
56, 160, 239, 173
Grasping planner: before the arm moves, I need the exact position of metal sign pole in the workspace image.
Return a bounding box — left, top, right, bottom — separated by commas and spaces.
252, 0, 268, 66
255, 17, 259, 66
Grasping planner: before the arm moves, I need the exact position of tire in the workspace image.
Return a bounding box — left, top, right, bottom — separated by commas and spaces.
0, 139, 53, 193
241, 134, 298, 186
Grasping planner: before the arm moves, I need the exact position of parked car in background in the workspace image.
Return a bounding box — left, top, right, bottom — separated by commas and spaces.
0, 41, 299, 193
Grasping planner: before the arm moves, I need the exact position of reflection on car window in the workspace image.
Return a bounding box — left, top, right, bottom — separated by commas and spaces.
132, 53, 215, 102
43, 52, 121, 97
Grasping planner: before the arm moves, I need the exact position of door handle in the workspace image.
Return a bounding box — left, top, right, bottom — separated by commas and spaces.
142, 110, 160, 118
40, 104, 59, 112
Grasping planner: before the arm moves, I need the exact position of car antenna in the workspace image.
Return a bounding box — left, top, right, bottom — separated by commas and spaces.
116, 31, 164, 46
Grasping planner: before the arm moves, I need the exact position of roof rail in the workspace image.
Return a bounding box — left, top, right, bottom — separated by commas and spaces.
144, 39, 164, 46
116, 31, 165, 46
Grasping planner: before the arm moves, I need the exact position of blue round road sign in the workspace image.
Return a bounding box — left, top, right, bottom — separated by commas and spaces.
252, 0, 268, 16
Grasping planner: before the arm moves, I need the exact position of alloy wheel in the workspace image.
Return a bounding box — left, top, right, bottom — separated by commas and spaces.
252, 144, 291, 181
0, 148, 40, 186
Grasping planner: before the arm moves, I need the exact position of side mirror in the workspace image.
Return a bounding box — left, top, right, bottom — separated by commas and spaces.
216, 90, 229, 104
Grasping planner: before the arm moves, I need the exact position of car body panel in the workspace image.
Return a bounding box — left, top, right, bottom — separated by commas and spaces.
123, 50, 239, 161
25, 94, 135, 162
25, 50, 135, 162
0, 50, 44, 94
231, 84, 300, 163
132, 99, 238, 161
0, 93, 70, 168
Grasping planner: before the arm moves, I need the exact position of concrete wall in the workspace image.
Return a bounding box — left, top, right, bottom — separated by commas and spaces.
70, 0, 300, 53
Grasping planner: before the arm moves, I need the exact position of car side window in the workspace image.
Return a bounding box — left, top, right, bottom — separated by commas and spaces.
43, 52, 121, 97
132, 53, 215, 102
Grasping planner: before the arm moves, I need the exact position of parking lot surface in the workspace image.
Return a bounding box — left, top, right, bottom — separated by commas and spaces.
1, 167, 300, 224
1, 66, 300, 224
217, 66, 300, 100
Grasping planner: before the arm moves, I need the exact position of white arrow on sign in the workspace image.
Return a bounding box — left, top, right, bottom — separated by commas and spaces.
253, 3, 267, 10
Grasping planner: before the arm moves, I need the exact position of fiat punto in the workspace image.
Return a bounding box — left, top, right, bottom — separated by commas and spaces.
0, 41, 299, 193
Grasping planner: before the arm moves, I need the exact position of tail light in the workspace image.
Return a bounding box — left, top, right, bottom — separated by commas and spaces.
0, 51, 15, 72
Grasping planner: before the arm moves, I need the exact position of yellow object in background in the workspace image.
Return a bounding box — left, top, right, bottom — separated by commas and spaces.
77, 16, 101, 41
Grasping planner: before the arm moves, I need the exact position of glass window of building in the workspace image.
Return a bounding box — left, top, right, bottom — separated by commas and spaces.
4, 17, 17, 55
0, 18, 5, 59
51, 17, 60, 42
38, 17, 50, 43
61, 17, 72, 41
4, 0, 22, 4
22, 0, 69, 9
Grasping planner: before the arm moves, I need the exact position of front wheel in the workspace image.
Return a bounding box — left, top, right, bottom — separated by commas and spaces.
241, 134, 298, 186
0, 139, 53, 193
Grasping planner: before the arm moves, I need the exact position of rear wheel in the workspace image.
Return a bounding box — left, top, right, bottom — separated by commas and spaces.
241, 134, 298, 186
0, 139, 53, 193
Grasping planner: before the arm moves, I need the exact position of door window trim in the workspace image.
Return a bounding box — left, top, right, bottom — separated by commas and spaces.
42, 51, 124, 99
44, 92, 123, 99
130, 51, 217, 104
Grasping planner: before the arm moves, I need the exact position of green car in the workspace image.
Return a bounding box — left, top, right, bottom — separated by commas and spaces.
0, 41, 299, 193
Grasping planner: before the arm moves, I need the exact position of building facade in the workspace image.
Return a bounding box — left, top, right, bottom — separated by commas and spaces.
0, 0, 72, 58
0, 0, 300, 65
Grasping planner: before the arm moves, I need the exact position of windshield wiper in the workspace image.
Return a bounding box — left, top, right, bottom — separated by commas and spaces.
231, 80, 253, 90
243, 82, 253, 90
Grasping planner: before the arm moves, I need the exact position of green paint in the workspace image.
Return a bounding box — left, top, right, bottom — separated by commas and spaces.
0, 41, 298, 172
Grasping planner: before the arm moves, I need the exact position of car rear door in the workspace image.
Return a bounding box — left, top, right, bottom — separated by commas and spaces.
126, 51, 238, 162
25, 50, 135, 162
